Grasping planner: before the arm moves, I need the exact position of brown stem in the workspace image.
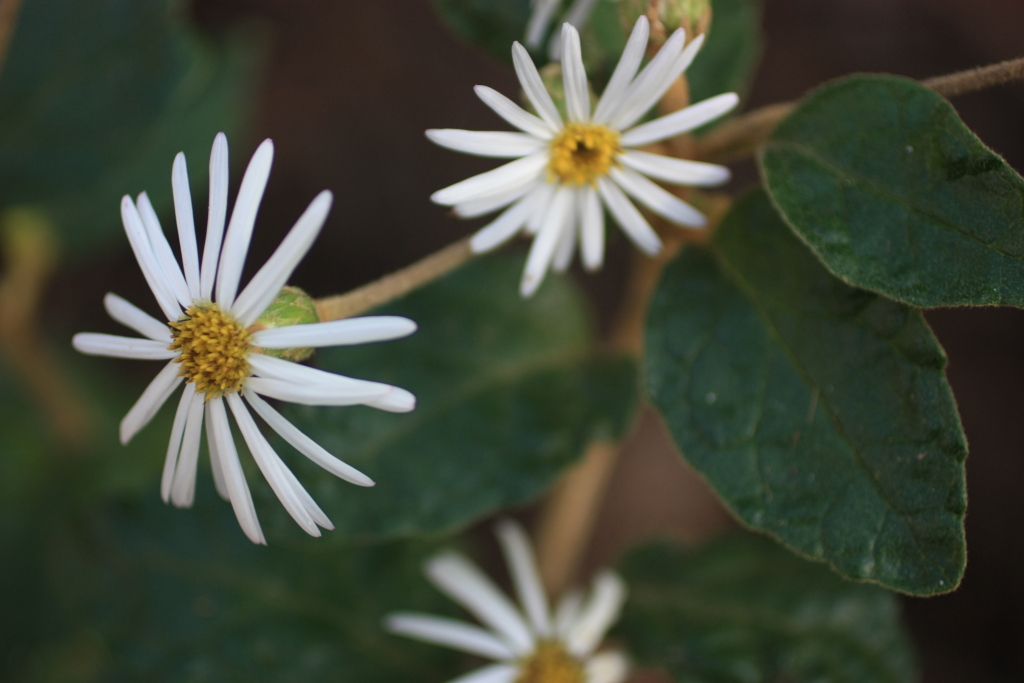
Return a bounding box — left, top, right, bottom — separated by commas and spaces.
0, 0, 22, 76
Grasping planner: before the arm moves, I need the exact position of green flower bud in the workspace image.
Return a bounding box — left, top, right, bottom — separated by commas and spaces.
620, 0, 712, 47
250, 285, 320, 362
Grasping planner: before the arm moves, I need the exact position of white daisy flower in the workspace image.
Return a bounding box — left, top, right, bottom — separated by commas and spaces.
386, 520, 629, 683
428, 17, 739, 297
72, 133, 417, 545
526, 0, 601, 60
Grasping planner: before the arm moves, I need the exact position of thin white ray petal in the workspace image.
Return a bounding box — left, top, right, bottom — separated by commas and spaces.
252, 316, 416, 349
243, 389, 374, 487
475, 86, 554, 140
425, 552, 534, 655
248, 353, 393, 403
207, 397, 265, 545
525, 0, 560, 48
427, 129, 545, 158
136, 192, 191, 308
119, 361, 183, 445
521, 187, 572, 297
579, 185, 604, 271
525, 183, 556, 235
103, 293, 170, 342
620, 92, 740, 147
201, 133, 229, 300
496, 519, 552, 637
216, 138, 274, 309
593, 16, 650, 124
565, 571, 627, 657
564, 0, 599, 30
512, 42, 563, 130
551, 191, 578, 273
284, 465, 334, 530
431, 154, 547, 207
561, 24, 590, 122
72, 333, 176, 360
613, 34, 706, 132
609, 166, 706, 228
554, 588, 584, 637
247, 378, 394, 407
170, 387, 205, 508
172, 153, 201, 299
449, 664, 518, 683
456, 179, 539, 220
206, 407, 230, 501
231, 190, 332, 327
363, 386, 416, 413
607, 28, 688, 131
160, 383, 194, 503
596, 176, 662, 255
585, 651, 630, 683
619, 150, 731, 187
385, 613, 515, 661
226, 393, 320, 537
469, 188, 539, 253
121, 196, 182, 321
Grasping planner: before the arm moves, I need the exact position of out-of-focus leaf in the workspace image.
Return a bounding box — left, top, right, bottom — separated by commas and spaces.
645, 189, 967, 595
432, 0, 533, 63
617, 537, 918, 683
761, 74, 1024, 308
688, 0, 762, 105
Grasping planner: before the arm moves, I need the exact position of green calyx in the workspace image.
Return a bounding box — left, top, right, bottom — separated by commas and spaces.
620, 0, 712, 43
251, 285, 320, 362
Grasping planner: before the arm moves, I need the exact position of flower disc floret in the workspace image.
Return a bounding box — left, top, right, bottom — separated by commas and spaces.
547, 123, 621, 186
516, 641, 586, 683
169, 303, 251, 398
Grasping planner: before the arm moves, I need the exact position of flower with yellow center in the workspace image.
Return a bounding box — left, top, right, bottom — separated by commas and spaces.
427, 17, 739, 297
386, 520, 629, 683
73, 133, 418, 544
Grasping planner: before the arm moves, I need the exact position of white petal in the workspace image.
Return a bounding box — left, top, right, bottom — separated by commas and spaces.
432, 154, 547, 207
425, 552, 535, 655
609, 166, 706, 228
231, 190, 332, 327
619, 149, 731, 187
160, 383, 195, 503
554, 588, 584, 637
565, 571, 626, 657
496, 520, 552, 637
427, 129, 545, 159
475, 86, 554, 140
385, 613, 515, 661
103, 293, 170, 342
521, 186, 572, 297
593, 16, 650, 124
596, 176, 661, 255
560, 24, 590, 122
607, 28, 688, 131
525, 0, 560, 48
613, 34, 706, 132
579, 185, 604, 271
585, 651, 629, 683
470, 188, 541, 253
248, 353, 394, 404
552, 192, 578, 273
456, 180, 540, 220
512, 42, 563, 131
449, 664, 518, 683
243, 389, 374, 487
620, 92, 740, 147
170, 386, 205, 508
120, 196, 182, 322
363, 386, 416, 413
72, 333, 176, 360
207, 397, 265, 545
119, 361, 183, 445
201, 133, 230, 300
226, 393, 321, 537
253, 316, 416, 350
136, 192, 191, 308
564, 0, 600, 32
216, 139, 274, 309
526, 183, 556, 235
206, 407, 231, 501
172, 153, 201, 299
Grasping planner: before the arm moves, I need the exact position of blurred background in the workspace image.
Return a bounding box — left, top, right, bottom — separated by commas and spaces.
4, 0, 1023, 680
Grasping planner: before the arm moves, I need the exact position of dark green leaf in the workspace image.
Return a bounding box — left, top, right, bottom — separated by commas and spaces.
273, 254, 637, 542
644, 189, 967, 595
760, 74, 1024, 308
432, 0, 533, 63
617, 537, 918, 683
688, 0, 762, 105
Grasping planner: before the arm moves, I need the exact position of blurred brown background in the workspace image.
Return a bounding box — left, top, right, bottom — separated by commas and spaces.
51, 1, 1024, 681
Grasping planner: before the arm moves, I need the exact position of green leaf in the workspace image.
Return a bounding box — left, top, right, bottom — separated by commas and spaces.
0, 0, 257, 253
644, 189, 967, 595
760, 74, 1024, 308
272, 254, 637, 542
688, 0, 762, 105
617, 536, 918, 683
432, 0, 533, 63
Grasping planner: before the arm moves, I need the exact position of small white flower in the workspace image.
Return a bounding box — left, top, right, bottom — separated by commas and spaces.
526, 0, 601, 59
386, 520, 629, 683
73, 133, 417, 545
428, 17, 739, 297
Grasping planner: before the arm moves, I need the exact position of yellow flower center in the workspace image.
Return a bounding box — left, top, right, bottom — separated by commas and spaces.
547, 123, 621, 186
515, 641, 586, 683
168, 303, 251, 398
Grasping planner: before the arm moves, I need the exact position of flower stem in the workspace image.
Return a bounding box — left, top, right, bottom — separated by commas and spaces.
0, 0, 22, 75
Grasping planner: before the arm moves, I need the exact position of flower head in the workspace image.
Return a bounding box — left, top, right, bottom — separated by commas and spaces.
386, 520, 628, 683
526, 0, 600, 59
73, 134, 417, 544
428, 17, 739, 296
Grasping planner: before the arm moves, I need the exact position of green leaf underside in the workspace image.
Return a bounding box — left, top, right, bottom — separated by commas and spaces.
644, 189, 966, 595
617, 537, 918, 683
432, 0, 532, 63
0, 0, 255, 253
275, 254, 637, 542
761, 74, 1024, 308
688, 0, 762, 106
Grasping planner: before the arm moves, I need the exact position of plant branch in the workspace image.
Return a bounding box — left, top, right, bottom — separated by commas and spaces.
0, 0, 22, 76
